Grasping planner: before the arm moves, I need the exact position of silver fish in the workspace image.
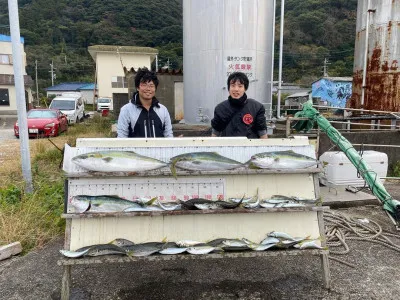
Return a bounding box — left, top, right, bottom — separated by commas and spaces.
222, 239, 248, 247
159, 247, 188, 255
72, 151, 167, 172
170, 152, 243, 177
259, 203, 277, 208
268, 231, 295, 240
60, 248, 90, 258
243, 191, 259, 209
86, 244, 127, 256
294, 240, 323, 249
187, 246, 216, 255
70, 195, 143, 213
260, 236, 280, 245
248, 150, 318, 169
156, 200, 182, 211
194, 203, 221, 210
125, 244, 162, 257
281, 203, 306, 208
109, 238, 135, 247
176, 240, 203, 247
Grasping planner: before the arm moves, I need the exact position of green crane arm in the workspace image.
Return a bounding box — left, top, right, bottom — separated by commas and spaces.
294, 101, 400, 223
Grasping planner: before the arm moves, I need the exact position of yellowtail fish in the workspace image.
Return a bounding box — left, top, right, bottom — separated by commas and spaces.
170, 152, 243, 178
248, 150, 317, 169
72, 150, 167, 172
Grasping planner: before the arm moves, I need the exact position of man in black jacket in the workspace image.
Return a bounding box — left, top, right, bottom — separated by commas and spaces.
211, 72, 268, 139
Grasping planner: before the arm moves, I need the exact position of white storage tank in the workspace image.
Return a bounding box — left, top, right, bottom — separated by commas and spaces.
319, 151, 388, 187
183, 0, 275, 124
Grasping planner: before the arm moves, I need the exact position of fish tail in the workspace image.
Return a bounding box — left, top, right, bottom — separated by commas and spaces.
170, 162, 178, 179
147, 197, 158, 206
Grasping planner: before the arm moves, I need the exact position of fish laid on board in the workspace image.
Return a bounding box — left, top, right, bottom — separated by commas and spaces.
72, 151, 167, 172
181, 197, 243, 210
60, 248, 90, 258
187, 246, 216, 255
124, 244, 163, 257
109, 238, 135, 247
169, 152, 243, 178
294, 239, 324, 249
60, 244, 127, 258
248, 150, 318, 169
70, 195, 144, 213
159, 247, 188, 255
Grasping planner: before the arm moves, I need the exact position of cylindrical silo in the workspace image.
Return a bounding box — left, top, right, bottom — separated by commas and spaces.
351, 0, 400, 111
183, 0, 275, 124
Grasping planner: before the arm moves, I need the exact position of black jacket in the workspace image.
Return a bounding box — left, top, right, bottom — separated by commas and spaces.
211, 96, 267, 138
117, 93, 173, 138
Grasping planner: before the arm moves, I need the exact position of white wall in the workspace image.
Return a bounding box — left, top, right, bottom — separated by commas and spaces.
96, 52, 152, 98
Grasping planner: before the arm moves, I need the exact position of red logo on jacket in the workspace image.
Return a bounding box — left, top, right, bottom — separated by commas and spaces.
242, 113, 254, 125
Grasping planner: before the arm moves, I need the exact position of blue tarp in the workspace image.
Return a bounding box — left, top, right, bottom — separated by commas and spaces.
0, 34, 24, 43
312, 78, 352, 108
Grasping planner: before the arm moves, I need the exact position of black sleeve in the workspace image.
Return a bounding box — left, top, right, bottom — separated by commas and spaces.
255, 104, 267, 132
211, 104, 227, 132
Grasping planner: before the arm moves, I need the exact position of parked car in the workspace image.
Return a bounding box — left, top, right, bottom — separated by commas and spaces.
97, 97, 113, 112
14, 109, 68, 138
49, 92, 85, 124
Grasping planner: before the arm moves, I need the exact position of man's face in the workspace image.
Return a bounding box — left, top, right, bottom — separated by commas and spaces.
137, 80, 156, 101
229, 80, 246, 99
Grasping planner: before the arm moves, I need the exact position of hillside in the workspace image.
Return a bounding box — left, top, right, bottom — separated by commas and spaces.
0, 0, 357, 91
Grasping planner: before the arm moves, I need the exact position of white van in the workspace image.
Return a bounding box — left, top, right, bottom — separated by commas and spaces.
97, 97, 113, 112
49, 92, 85, 124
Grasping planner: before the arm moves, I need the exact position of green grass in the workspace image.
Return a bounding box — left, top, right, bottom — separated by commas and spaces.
390, 161, 400, 177
0, 115, 113, 252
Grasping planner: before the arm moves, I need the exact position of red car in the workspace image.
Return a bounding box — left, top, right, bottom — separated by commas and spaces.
14, 109, 68, 138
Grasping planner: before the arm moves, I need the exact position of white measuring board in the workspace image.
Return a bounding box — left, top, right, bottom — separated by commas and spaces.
67, 177, 225, 213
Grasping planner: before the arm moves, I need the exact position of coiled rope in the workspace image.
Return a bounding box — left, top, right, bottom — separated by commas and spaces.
324, 210, 400, 268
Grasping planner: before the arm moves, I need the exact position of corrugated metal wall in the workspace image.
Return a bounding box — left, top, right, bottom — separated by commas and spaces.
351, 0, 400, 111
183, 0, 275, 123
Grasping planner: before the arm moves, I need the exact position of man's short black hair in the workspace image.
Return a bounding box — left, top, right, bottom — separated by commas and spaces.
227, 72, 249, 91
135, 67, 159, 89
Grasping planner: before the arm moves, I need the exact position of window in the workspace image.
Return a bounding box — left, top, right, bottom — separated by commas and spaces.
111, 76, 127, 88
0, 54, 12, 65
0, 89, 10, 106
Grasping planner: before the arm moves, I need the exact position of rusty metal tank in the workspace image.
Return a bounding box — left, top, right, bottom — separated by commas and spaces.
351, 0, 400, 112
183, 0, 275, 123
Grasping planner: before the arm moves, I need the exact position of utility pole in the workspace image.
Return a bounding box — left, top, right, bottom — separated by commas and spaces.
8, 0, 33, 193
277, 0, 285, 119
49, 60, 56, 86
323, 58, 330, 77
35, 60, 39, 106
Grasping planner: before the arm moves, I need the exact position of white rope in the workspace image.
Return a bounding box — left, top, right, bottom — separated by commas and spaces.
324, 211, 400, 268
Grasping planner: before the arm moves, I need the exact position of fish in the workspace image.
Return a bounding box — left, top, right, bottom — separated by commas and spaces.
72, 150, 167, 172
170, 152, 243, 178
294, 240, 323, 249
260, 236, 280, 245
85, 244, 128, 256
248, 150, 318, 169
176, 240, 203, 247
70, 195, 143, 213
187, 246, 216, 255
184, 197, 244, 210
156, 200, 182, 211
227, 196, 254, 204
222, 239, 248, 248
267, 231, 295, 240
60, 248, 90, 258
281, 203, 306, 208
206, 238, 227, 247
243, 190, 259, 209
180, 198, 216, 210
194, 203, 221, 210
109, 238, 135, 247
125, 244, 163, 257
259, 203, 277, 208
159, 247, 188, 255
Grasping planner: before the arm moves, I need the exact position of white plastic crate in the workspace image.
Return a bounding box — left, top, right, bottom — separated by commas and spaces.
319, 151, 388, 187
